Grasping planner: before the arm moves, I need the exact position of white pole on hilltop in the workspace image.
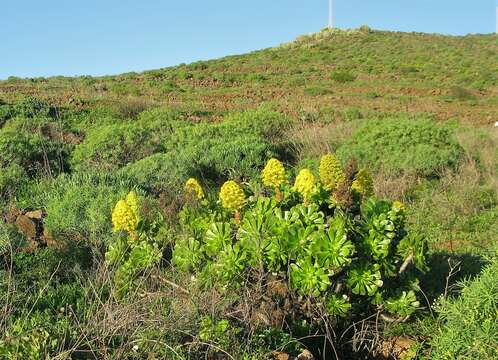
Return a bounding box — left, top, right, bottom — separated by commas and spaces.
329, 0, 333, 29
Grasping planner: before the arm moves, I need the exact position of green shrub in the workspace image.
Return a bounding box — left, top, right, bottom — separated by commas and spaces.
330, 70, 357, 83
12, 97, 53, 119
173, 157, 428, 328
449, 86, 476, 101
0, 130, 65, 176
70, 122, 164, 171
22, 172, 134, 246
304, 86, 333, 96
0, 163, 27, 200
430, 256, 498, 360
122, 152, 192, 195
0, 104, 14, 127
165, 107, 291, 180
123, 107, 291, 194
0, 114, 72, 176
0, 246, 89, 359
337, 117, 463, 177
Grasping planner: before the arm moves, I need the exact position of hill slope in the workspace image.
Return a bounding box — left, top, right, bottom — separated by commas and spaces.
1, 28, 497, 124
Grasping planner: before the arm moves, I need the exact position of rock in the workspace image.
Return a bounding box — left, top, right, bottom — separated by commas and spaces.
380, 337, 416, 359
41, 229, 59, 249
15, 215, 37, 239
272, 351, 290, 360
25, 210, 43, 219
296, 350, 315, 360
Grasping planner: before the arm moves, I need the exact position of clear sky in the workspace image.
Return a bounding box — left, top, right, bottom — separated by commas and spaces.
1, 0, 496, 79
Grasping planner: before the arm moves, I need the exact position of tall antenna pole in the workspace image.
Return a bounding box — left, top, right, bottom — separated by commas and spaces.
496, 6, 498, 34
328, 0, 333, 29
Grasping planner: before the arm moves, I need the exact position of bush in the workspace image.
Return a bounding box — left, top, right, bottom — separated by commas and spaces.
70, 122, 164, 171
0, 114, 72, 176
22, 172, 134, 247
0, 130, 66, 176
304, 86, 333, 96
0, 104, 14, 128
337, 117, 463, 177
123, 107, 292, 194
12, 97, 53, 119
173, 156, 428, 347
430, 256, 498, 360
123, 152, 193, 195
331, 70, 357, 83
0, 246, 90, 359
0, 163, 27, 200
166, 107, 291, 179
449, 86, 476, 101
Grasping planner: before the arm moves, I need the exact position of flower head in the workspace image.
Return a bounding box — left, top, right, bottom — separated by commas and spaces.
112, 199, 138, 233
261, 158, 286, 189
125, 191, 140, 218
392, 201, 405, 213
219, 181, 246, 210
319, 154, 345, 192
293, 169, 316, 202
352, 169, 374, 197
185, 178, 205, 200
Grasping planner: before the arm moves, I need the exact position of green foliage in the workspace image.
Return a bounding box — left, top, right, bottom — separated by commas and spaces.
430, 256, 498, 360
330, 70, 357, 83
12, 97, 53, 119
249, 328, 304, 357
304, 86, 333, 96
124, 107, 290, 194
0, 245, 90, 360
20, 172, 133, 246
0, 220, 26, 258
105, 193, 163, 296
0, 121, 69, 176
199, 316, 231, 344
0, 163, 27, 200
174, 157, 428, 322
337, 117, 463, 177
70, 122, 164, 171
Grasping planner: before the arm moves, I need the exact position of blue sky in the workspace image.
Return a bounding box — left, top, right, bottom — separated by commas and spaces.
1, 0, 496, 79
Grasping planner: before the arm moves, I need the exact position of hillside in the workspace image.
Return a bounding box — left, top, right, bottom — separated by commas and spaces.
0, 29, 497, 359
1, 28, 497, 124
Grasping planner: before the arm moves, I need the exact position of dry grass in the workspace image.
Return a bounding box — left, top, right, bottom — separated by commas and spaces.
289, 120, 360, 162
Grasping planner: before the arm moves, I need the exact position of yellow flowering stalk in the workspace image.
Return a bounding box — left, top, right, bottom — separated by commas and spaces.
185, 178, 205, 200
219, 180, 246, 224
319, 153, 345, 192
261, 158, 286, 201
352, 169, 374, 198
125, 191, 140, 218
293, 169, 316, 204
112, 198, 138, 234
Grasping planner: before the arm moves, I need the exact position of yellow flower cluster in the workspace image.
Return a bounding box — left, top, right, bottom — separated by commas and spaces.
219, 181, 246, 210
261, 158, 286, 189
319, 154, 345, 192
392, 200, 406, 213
185, 178, 205, 200
352, 169, 374, 197
293, 169, 316, 202
112, 191, 140, 233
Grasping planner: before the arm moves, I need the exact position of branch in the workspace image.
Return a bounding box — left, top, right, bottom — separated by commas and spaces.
398, 254, 414, 275
152, 275, 190, 295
